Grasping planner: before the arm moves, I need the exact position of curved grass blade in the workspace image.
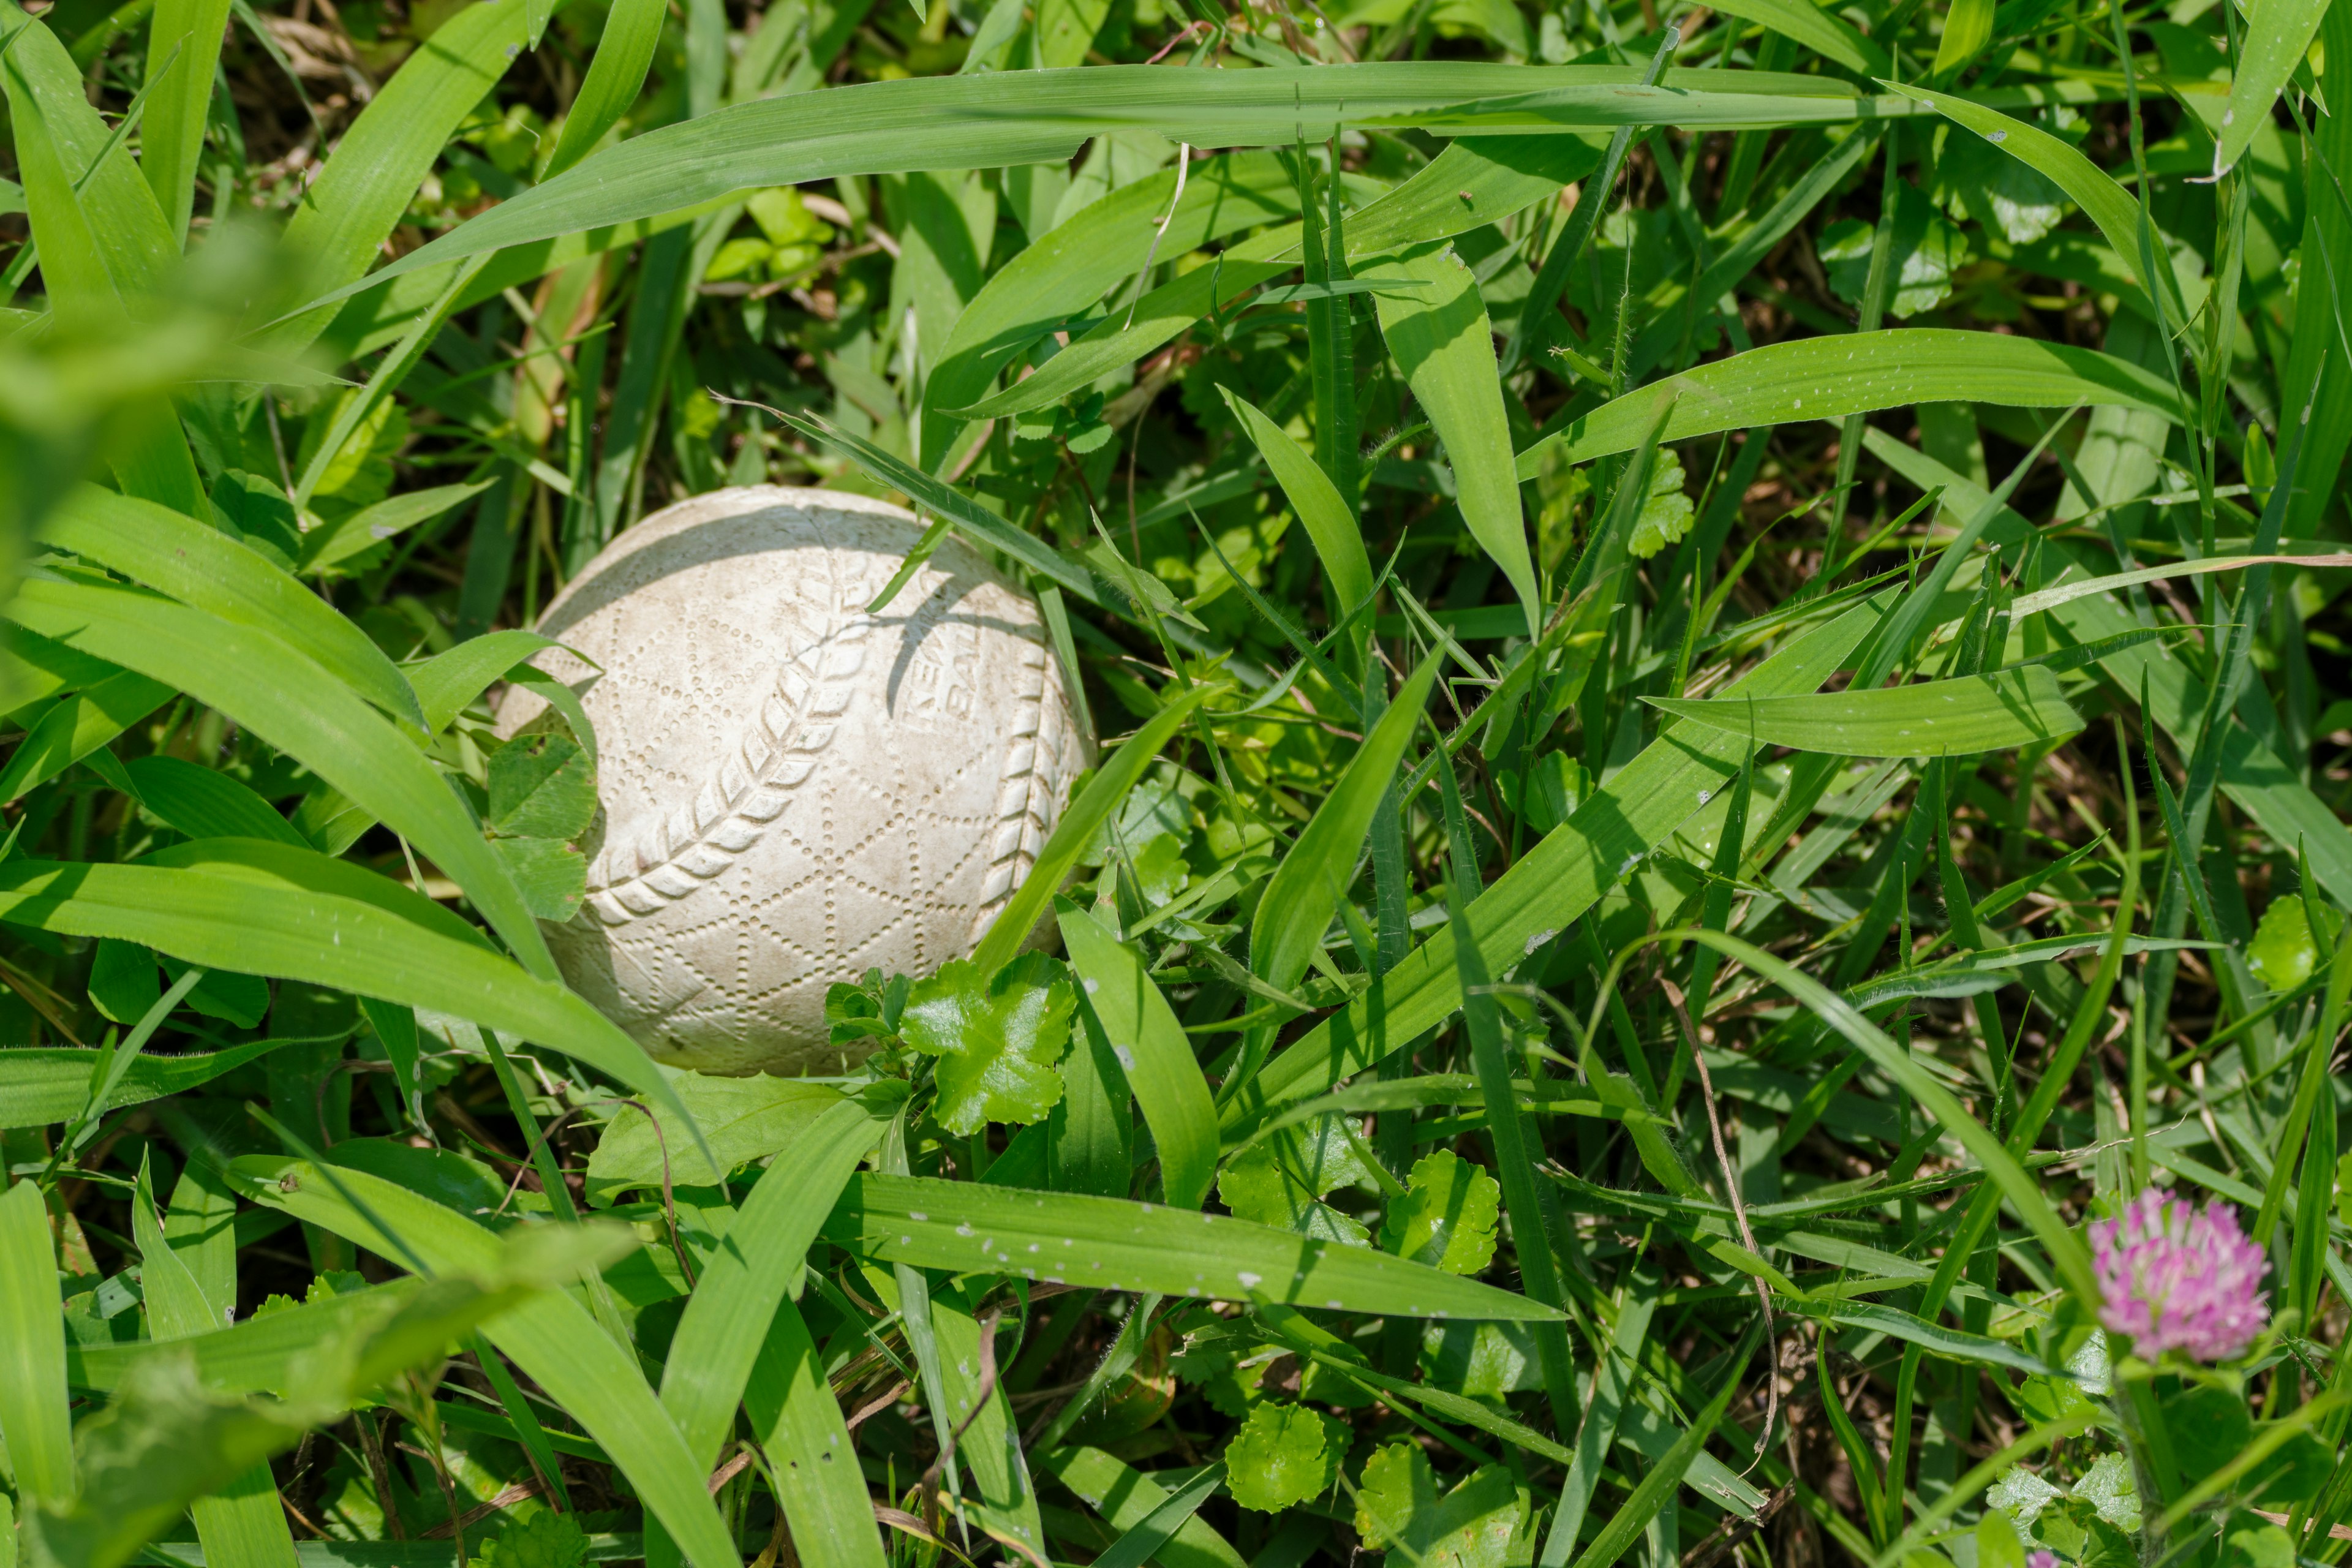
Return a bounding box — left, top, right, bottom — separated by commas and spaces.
228, 1158, 741, 1568
42, 486, 426, 729
0, 1178, 73, 1506
1363, 243, 1538, 636
0, 667, 175, 804
267, 0, 537, 353
1642, 665, 2084, 756
543, 0, 665, 177
1514, 330, 2186, 475
291, 64, 1894, 315
1252, 650, 1439, 997
970, 680, 1226, 972
3, 575, 549, 976
0, 843, 694, 1139
1057, 899, 1218, 1210
1217, 385, 1374, 623
823, 1172, 1564, 1319
2210, 0, 2329, 178
659, 1096, 886, 1462
1881, 83, 2188, 323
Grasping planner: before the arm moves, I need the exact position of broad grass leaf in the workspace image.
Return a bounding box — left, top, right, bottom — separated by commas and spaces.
267, 0, 540, 353
0, 1037, 301, 1129
2210, 0, 2330, 178
658, 1096, 884, 1463
1378, 1150, 1499, 1275
1056, 900, 1218, 1210
1225, 1403, 1343, 1512
299, 481, 492, 575
1883, 83, 2188, 323
586, 1077, 847, 1197
1250, 651, 1438, 997
2, 575, 550, 978
543, 0, 666, 176
823, 1172, 1562, 1319
231, 1157, 740, 1568
1218, 386, 1374, 622
744, 1302, 890, 1568
1363, 244, 1538, 637
1354, 1442, 1522, 1568
1517, 330, 2185, 474
0, 1180, 72, 1505
43, 486, 426, 729
122, 756, 308, 846
1643, 665, 2084, 756
0, 843, 692, 1137
301, 64, 1885, 314
405, 630, 568, 734
0, 668, 175, 804
900, 954, 1075, 1134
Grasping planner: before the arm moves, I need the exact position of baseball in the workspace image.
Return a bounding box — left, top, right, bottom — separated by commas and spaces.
494, 486, 1092, 1076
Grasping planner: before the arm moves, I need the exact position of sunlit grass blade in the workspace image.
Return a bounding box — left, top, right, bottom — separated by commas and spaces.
658, 1096, 885, 1461
1515, 330, 2186, 474
1643, 665, 2084, 756
823, 1173, 1565, 1319
1364, 242, 1539, 636
43, 486, 426, 729
140, 0, 233, 238
743, 1302, 889, 1568
0, 668, 174, 804
1056, 899, 1218, 1210
266, 0, 536, 353
0, 843, 696, 1139
3, 576, 548, 974
970, 680, 1225, 973
230, 1157, 741, 1568
1250, 650, 1438, 997
1223, 595, 1887, 1134
0, 1178, 73, 1506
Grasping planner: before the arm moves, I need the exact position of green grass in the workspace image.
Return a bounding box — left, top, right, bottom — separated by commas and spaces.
2, 0, 2352, 1562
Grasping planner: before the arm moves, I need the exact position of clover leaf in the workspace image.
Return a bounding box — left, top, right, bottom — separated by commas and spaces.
1379, 1150, 1499, 1275
898, 954, 1073, 1135
1354, 1442, 1524, 1568
1626, 447, 1695, 560
471, 1509, 589, 1568
483, 732, 598, 922
1225, 1401, 1343, 1512
1216, 1114, 1378, 1245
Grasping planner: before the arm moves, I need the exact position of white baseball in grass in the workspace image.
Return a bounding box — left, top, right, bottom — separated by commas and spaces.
495, 486, 1091, 1077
